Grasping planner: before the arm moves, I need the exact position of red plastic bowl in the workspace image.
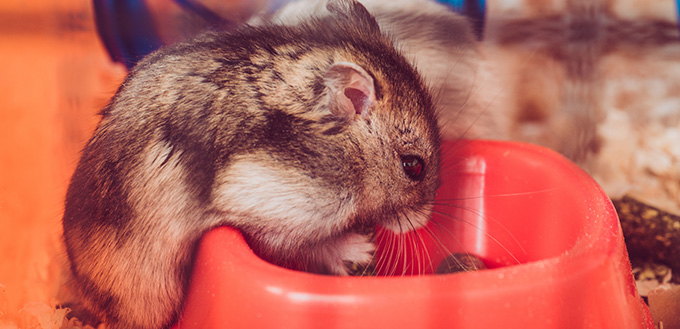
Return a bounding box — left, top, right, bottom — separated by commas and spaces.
171, 140, 653, 329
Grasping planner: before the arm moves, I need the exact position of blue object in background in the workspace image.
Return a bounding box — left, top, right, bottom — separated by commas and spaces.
93, 0, 488, 70
677, 0, 680, 36
93, 0, 163, 69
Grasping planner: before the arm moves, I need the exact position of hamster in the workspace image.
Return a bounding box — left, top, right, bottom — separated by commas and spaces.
61, 1, 440, 328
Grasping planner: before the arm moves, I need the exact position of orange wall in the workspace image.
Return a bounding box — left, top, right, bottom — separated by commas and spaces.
0, 0, 126, 325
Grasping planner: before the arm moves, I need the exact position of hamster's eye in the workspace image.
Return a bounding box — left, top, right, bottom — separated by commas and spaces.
401, 155, 425, 181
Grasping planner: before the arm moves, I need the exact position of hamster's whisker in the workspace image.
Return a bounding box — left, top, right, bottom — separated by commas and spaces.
422, 217, 476, 272
373, 229, 387, 276
413, 210, 457, 269
359, 245, 377, 277
429, 209, 521, 265
388, 232, 400, 277
430, 201, 526, 257
373, 231, 387, 276
434, 187, 560, 200
403, 215, 422, 276
404, 211, 433, 276
392, 218, 406, 277
376, 223, 402, 277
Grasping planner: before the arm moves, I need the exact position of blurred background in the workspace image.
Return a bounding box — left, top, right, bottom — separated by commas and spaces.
0, 0, 126, 326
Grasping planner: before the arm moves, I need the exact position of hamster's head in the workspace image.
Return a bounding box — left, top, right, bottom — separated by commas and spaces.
308, 0, 441, 235
322, 57, 441, 235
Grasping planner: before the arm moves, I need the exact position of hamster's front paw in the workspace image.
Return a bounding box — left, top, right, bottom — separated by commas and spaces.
323, 233, 376, 276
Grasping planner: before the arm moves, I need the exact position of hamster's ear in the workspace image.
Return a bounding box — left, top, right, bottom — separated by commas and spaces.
324, 62, 376, 119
